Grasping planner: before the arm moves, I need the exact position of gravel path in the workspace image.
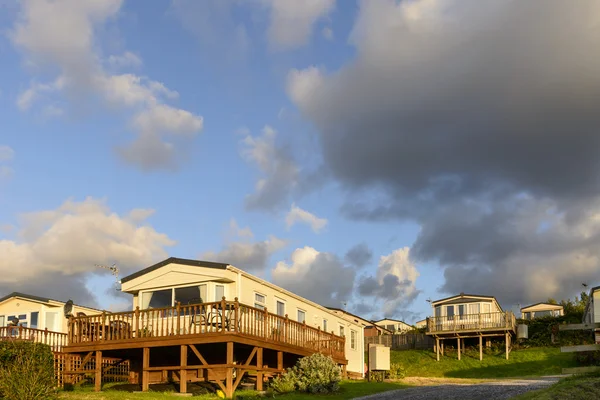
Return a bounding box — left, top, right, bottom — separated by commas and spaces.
354, 377, 560, 400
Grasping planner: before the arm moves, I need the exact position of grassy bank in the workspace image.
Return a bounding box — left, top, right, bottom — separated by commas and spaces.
56, 380, 411, 400
392, 347, 576, 378
512, 372, 600, 399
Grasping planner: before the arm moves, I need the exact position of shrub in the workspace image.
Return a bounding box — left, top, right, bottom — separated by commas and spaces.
574, 351, 600, 366
270, 353, 342, 394
270, 369, 298, 394
386, 363, 406, 380
294, 353, 341, 393
0, 341, 56, 400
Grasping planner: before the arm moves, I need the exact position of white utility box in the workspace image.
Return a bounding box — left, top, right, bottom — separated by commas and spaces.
368, 344, 390, 371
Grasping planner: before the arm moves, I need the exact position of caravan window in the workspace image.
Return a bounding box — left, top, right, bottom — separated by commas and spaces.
0, 316, 4, 327
175, 284, 207, 305
468, 303, 480, 314
435, 306, 442, 318
30, 312, 39, 329
141, 289, 172, 309
446, 306, 455, 320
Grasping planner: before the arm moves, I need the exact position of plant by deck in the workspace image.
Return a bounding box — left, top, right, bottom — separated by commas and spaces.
271, 353, 342, 394
0, 341, 56, 400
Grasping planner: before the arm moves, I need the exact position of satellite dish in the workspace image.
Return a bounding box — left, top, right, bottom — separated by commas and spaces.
64, 300, 74, 319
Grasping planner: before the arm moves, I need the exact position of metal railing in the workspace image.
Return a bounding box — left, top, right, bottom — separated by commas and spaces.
426, 311, 516, 334
67, 297, 345, 360
0, 326, 68, 352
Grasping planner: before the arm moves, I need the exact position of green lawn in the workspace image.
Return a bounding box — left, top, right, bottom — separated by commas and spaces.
512, 372, 600, 400
57, 381, 411, 400
391, 347, 577, 378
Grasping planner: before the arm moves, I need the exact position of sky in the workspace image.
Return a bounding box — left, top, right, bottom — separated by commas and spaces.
1, 0, 599, 323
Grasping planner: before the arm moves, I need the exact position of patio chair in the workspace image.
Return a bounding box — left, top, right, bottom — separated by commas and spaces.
187, 298, 212, 332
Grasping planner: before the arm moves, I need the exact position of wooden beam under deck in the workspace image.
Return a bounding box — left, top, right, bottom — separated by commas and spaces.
62, 332, 346, 365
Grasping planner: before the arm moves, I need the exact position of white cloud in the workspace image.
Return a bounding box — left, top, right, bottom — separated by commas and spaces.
201, 220, 287, 273
272, 246, 355, 308
286, 66, 324, 106
358, 247, 420, 317
107, 51, 143, 69
0, 197, 175, 304
11, 0, 202, 170
0, 166, 13, 181
132, 104, 203, 137
285, 203, 328, 233
263, 0, 336, 50
240, 126, 300, 211
322, 26, 333, 41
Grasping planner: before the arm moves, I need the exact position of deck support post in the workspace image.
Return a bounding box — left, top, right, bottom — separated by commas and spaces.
142, 347, 150, 392
256, 347, 263, 391
277, 351, 283, 371
436, 338, 440, 361
226, 342, 234, 398
457, 337, 461, 360
180, 345, 187, 394
505, 332, 510, 360
94, 350, 102, 392
441, 341, 444, 356
479, 335, 483, 361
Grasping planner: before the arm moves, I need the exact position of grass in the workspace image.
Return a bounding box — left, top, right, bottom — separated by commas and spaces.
56, 380, 411, 400
391, 347, 577, 378
512, 372, 600, 399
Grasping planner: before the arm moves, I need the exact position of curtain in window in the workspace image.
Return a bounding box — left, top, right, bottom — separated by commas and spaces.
215, 285, 224, 301
199, 284, 207, 303
141, 292, 154, 309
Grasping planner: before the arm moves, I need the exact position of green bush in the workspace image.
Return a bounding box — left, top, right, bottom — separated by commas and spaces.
270, 369, 298, 394
270, 353, 342, 394
0, 341, 56, 400
386, 363, 406, 380
574, 350, 600, 366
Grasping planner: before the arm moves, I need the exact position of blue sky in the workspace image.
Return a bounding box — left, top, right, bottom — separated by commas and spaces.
2, 0, 599, 322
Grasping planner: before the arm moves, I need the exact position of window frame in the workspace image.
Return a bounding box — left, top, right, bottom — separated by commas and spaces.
139, 282, 227, 310
339, 324, 345, 337
350, 329, 357, 350
297, 309, 306, 323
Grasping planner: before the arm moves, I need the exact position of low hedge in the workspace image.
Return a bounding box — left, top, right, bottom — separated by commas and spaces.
0, 341, 56, 400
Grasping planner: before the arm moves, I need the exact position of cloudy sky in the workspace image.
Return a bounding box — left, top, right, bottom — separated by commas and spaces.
1, 0, 599, 322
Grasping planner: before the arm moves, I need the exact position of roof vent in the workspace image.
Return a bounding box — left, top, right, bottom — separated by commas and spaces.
460, 292, 465, 297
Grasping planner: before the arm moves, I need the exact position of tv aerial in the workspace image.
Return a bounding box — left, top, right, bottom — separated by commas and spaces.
95, 263, 120, 288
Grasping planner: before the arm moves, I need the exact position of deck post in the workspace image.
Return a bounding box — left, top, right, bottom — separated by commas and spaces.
142, 347, 150, 392
505, 332, 510, 360
441, 341, 444, 356
457, 337, 461, 360
180, 345, 187, 394
436, 338, 440, 361
479, 335, 483, 361
95, 350, 102, 392
277, 351, 283, 371
226, 342, 234, 398
256, 347, 263, 391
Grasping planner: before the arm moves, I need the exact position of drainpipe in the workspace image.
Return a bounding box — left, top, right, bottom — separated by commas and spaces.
237, 270, 242, 300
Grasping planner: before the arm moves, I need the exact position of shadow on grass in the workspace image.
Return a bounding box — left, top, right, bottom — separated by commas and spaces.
77, 381, 216, 395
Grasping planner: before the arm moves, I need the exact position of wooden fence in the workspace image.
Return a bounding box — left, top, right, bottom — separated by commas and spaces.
365, 333, 435, 350
54, 353, 130, 387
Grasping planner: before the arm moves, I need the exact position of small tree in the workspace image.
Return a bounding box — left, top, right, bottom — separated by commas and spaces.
0, 341, 56, 400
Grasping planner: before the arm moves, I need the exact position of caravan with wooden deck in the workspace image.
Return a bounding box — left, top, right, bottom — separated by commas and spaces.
426, 293, 516, 361
62, 257, 364, 396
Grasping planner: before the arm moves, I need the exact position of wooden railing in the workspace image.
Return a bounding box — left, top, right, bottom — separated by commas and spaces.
0, 326, 68, 352
67, 297, 345, 360
426, 311, 516, 334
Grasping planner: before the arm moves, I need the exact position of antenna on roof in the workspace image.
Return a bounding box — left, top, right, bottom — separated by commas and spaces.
95, 263, 120, 288
583, 283, 589, 288
425, 298, 432, 304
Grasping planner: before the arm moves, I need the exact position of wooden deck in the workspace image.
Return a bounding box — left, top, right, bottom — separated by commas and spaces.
426, 311, 516, 335
0, 326, 67, 352
426, 312, 516, 362
63, 298, 346, 397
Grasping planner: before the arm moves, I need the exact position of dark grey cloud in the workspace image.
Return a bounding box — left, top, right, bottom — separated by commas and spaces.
345, 243, 373, 269
288, 0, 600, 306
